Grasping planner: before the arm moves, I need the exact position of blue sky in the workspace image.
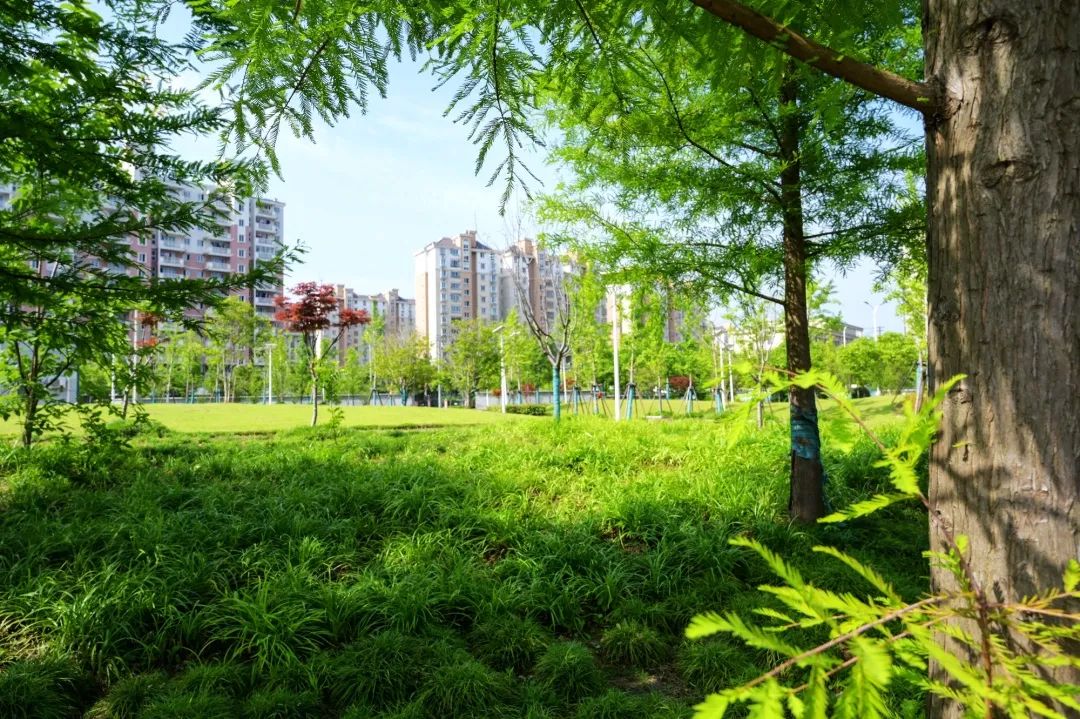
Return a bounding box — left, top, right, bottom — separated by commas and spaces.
172, 41, 905, 334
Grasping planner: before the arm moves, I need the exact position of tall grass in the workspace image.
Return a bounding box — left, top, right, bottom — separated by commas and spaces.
0, 415, 927, 717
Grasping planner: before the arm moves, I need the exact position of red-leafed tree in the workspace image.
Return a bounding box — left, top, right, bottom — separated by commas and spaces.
274, 282, 369, 426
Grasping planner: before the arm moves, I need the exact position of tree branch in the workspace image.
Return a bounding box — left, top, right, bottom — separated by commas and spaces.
642, 50, 782, 203
688, 0, 935, 113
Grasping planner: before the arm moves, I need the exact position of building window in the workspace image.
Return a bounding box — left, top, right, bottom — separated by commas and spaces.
239, 264, 246, 272
138, 253, 146, 262
238, 249, 246, 257
239, 219, 244, 226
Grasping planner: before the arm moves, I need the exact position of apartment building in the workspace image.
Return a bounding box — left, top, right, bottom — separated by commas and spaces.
414, 230, 500, 359
498, 238, 570, 332
2, 181, 285, 322
333, 286, 417, 364
246, 198, 287, 321
604, 285, 690, 342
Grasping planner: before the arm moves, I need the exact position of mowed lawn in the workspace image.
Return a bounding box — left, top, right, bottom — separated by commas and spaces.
0, 395, 907, 438
0, 403, 532, 437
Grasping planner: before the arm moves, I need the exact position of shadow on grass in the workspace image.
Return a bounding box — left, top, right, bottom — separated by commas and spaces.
0, 420, 928, 718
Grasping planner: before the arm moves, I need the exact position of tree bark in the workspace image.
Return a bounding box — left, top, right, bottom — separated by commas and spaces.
925, 1, 1080, 714
779, 62, 826, 523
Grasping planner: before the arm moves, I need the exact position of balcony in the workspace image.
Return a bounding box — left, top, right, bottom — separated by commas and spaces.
159, 253, 185, 268
204, 243, 231, 258
159, 238, 186, 250
205, 260, 231, 272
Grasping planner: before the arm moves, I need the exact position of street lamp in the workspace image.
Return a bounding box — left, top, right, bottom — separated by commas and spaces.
493, 324, 508, 414
263, 341, 274, 405
864, 301, 881, 341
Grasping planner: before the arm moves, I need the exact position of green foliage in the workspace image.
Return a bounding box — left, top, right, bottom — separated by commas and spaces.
0, 0, 291, 445
687, 372, 1080, 718
505, 404, 551, 416
441, 319, 500, 408
0, 656, 85, 719
374, 333, 435, 399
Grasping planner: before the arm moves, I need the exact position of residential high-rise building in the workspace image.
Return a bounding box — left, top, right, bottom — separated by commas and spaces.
383, 288, 416, 339
245, 197, 286, 321
414, 230, 500, 359
1, 181, 285, 322
498, 238, 570, 332
333, 286, 417, 364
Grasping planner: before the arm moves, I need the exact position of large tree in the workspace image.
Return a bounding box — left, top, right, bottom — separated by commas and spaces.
178, 0, 1077, 710
537, 21, 921, 519
0, 0, 288, 444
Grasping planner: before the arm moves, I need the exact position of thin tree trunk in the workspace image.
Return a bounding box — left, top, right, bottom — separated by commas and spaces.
779, 61, 826, 523
552, 362, 561, 422
22, 398, 36, 448
310, 363, 319, 426
925, 2, 1080, 714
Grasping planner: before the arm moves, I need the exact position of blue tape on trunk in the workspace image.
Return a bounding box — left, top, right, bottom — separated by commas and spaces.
790, 407, 821, 462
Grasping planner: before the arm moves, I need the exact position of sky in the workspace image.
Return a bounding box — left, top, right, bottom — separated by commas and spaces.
173, 45, 905, 335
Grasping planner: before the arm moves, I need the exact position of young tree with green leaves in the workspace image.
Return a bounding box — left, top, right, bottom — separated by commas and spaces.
375, 333, 435, 406
205, 297, 273, 402
441, 319, 500, 410
497, 309, 546, 400
510, 254, 576, 422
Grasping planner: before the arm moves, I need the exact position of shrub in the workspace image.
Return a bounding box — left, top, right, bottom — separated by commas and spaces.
506, 404, 551, 416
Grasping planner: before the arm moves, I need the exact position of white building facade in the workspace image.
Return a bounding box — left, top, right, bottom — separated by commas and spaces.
414, 230, 501, 359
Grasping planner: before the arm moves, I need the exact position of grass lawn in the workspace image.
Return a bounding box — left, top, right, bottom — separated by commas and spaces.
0, 411, 928, 718
0, 403, 531, 438
142, 403, 530, 433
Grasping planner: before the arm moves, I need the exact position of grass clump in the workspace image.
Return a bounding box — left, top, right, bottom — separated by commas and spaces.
599, 620, 668, 667
0, 656, 85, 719
534, 640, 604, 700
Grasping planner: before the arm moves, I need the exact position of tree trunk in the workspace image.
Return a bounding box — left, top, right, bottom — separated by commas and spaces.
779, 62, 826, 523
925, 2, 1080, 714
22, 397, 36, 448
552, 362, 561, 422
310, 363, 319, 426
